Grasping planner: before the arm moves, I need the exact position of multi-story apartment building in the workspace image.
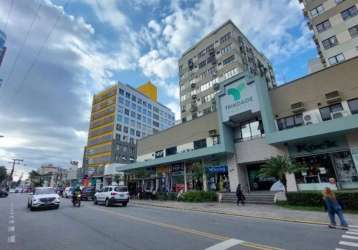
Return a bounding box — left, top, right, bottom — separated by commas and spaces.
178, 20, 276, 123
0, 29, 6, 67
300, 0, 358, 72
83, 81, 175, 177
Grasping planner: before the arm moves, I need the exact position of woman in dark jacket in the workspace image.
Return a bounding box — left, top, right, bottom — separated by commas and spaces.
236, 184, 245, 206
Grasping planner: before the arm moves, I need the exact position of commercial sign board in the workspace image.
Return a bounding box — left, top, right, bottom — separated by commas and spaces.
207, 165, 228, 174
220, 78, 260, 123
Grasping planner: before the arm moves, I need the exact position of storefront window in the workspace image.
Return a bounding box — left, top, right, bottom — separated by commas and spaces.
332, 151, 358, 189
348, 98, 358, 114
319, 103, 343, 121
236, 120, 264, 141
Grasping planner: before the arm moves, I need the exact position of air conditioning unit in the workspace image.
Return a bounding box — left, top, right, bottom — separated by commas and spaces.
331, 110, 347, 120
208, 129, 218, 136
325, 90, 341, 104
290, 102, 305, 113
303, 110, 321, 126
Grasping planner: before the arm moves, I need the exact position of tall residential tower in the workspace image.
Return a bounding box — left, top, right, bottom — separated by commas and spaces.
300, 0, 358, 72
83, 81, 175, 176
178, 20, 276, 123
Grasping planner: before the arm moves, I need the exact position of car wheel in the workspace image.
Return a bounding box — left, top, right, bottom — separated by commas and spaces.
122, 202, 128, 207
27, 202, 30, 208
30, 206, 35, 211
55, 205, 60, 209
94, 197, 98, 205
105, 199, 110, 207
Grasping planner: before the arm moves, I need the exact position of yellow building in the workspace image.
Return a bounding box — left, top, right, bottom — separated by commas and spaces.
137, 81, 157, 102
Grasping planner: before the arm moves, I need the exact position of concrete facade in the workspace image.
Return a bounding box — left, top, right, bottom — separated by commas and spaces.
300, 0, 358, 71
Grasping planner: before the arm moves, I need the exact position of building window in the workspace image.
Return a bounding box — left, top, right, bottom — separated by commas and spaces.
341, 5, 358, 21
223, 55, 235, 65
319, 103, 343, 121
137, 98, 142, 105
310, 4, 324, 17
153, 121, 159, 127
123, 126, 128, 133
119, 88, 124, 95
118, 97, 124, 104
131, 95, 136, 102
131, 103, 136, 110
124, 108, 129, 116
277, 114, 303, 131
328, 53, 345, 65
349, 25, 358, 39
116, 124, 122, 131
348, 99, 358, 114
165, 146, 177, 156
130, 128, 135, 136
335, 0, 345, 4
236, 120, 265, 140
322, 36, 338, 50
220, 32, 231, 44
316, 20, 331, 33
125, 92, 131, 99
136, 130, 141, 137
124, 117, 129, 125
221, 44, 232, 54
199, 60, 206, 69
147, 103, 152, 110
131, 111, 136, 118
194, 139, 207, 149
137, 114, 141, 120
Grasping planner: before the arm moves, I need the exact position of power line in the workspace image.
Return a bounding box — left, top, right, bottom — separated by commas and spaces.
6, 0, 70, 102
0, 0, 43, 94
2, 0, 14, 33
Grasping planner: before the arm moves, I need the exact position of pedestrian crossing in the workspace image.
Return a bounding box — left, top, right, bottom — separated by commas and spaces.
336, 226, 358, 250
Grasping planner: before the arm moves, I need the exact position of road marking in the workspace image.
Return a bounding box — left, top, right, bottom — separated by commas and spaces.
350, 226, 358, 228
335, 248, 347, 250
8, 235, 15, 243
89, 206, 282, 250
205, 239, 243, 250
9, 219, 14, 224
8, 226, 15, 232
342, 235, 358, 240
339, 241, 358, 247
347, 232, 358, 236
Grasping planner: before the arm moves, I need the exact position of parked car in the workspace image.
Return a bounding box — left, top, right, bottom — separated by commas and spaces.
27, 187, 60, 211
81, 187, 95, 201
64, 187, 74, 198
94, 185, 129, 207
0, 189, 8, 198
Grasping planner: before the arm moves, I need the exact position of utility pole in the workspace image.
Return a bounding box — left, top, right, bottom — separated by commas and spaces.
7, 159, 23, 190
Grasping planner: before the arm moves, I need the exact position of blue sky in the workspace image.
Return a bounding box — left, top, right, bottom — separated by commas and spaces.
0, 0, 317, 177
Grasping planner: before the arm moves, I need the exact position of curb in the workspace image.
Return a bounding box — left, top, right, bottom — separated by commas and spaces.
131, 201, 328, 226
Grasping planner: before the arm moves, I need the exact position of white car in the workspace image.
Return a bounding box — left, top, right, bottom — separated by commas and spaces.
94, 185, 129, 207
28, 187, 60, 211
64, 187, 74, 198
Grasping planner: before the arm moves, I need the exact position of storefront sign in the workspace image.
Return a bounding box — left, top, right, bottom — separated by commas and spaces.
219, 78, 260, 123
295, 140, 338, 153
207, 165, 228, 173
155, 150, 164, 158
171, 163, 184, 176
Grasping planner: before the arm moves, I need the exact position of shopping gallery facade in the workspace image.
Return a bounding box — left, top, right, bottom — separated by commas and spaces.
103, 57, 358, 194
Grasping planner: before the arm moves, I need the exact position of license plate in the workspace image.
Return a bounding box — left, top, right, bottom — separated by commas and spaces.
120, 194, 124, 198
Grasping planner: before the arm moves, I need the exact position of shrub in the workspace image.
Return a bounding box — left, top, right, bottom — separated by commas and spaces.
155, 192, 177, 201
181, 191, 217, 202
286, 191, 358, 210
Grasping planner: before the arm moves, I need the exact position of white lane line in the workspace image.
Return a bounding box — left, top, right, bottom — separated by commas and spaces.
9, 219, 14, 224
335, 248, 347, 250
205, 239, 243, 250
350, 226, 358, 228
8, 235, 15, 243
342, 235, 358, 240
8, 226, 15, 232
347, 232, 358, 236
339, 241, 358, 247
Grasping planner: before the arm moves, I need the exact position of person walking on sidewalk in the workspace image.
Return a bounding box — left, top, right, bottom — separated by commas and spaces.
236, 184, 245, 206
323, 187, 348, 229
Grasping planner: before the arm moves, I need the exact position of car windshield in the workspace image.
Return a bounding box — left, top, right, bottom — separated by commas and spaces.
114, 187, 128, 192
34, 188, 55, 195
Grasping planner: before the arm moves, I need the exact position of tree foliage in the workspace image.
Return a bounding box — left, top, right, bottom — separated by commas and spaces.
258, 155, 307, 190
29, 170, 43, 187
0, 166, 8, 184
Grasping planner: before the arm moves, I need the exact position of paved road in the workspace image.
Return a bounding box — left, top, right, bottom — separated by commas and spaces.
0, 194, 356, 250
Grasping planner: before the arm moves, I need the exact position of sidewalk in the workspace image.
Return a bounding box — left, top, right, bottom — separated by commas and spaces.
131, 200, 358, 226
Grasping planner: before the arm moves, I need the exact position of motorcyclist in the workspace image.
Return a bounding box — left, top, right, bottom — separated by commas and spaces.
72, 186, 81, 204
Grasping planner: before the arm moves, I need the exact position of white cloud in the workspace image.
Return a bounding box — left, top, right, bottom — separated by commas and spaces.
148, 19, 161, 35
139, 50, 177, 80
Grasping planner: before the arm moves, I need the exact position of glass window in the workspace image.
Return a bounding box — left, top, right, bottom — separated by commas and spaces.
194, 139, 207, 149
316, 20, 331, 33
322, 36, 338, 50
137, 98, 142, 104
130, 119, 135, 127
116, 124, 122, 131
310, 4, 324, 17
143, 101, 147, 107
240, 123, 251, 140
341, 5, 358, 20
125, 100, 130, 107
125, 92, 131, 99
148, 111, 152, 117
137, 106, 142, 113
130, 128, 135, 136
131, 103, 136, 110
148, 103, 152, 110
119, 88, 124, 95
142, 116, 146, 122
294, 114, 304, 126
249, 121, 261, 138
320, 103, 343, 121
276, 114, 303, 130
328, 53, 345, 65
124, 117, 129, 125
285, 116, 295, 128
223, 55, 235, 65
123, 126, 128, 133
348, 99, 358, 114
117, 114, 122, 122
137, 122, 141, 129
349, 25, 358, 39
136, 130, 141, 137
137, 114, 141, 120
131, 111, 136, 118
124, 109, 129, 116
118, 98, 124, 104
131, 95, 136, 102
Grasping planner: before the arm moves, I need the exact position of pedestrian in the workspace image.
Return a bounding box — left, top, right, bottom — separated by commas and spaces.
236, 184, 245, 206
323, 187, 348, 228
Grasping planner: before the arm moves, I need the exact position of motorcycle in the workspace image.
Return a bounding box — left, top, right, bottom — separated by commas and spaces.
72, 193, 81, 207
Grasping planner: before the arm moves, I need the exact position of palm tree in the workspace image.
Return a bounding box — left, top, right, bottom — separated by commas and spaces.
29, 170, 42, 187
258, 155, 307, 192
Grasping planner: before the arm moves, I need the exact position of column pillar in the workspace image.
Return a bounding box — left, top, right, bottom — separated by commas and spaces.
285, 172, 298, 192
227, 154, 240, 192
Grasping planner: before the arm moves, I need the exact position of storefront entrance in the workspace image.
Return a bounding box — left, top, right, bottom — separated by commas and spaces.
247, 164, 276, 191
206, 165, 230, 192
294, 151, 358, 190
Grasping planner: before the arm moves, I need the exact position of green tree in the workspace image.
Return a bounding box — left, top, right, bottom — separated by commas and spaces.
0, 166, 8, 185
258, 155, 307, 192
29, 170, 43, 187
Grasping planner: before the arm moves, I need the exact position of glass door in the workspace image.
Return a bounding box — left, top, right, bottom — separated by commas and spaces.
332, 151, 358, 189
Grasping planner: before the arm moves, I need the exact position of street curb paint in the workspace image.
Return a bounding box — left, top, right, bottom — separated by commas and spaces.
132, 201, 329, 226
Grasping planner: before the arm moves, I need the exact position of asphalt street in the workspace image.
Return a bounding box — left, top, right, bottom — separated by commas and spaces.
0, 194, 355, 250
